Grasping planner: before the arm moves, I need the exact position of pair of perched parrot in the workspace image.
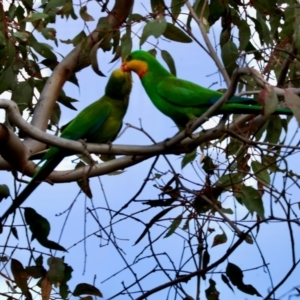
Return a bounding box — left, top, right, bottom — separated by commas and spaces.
0, 50, 293, 222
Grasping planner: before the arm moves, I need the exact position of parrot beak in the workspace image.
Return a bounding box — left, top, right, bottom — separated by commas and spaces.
121, 62, 130, 72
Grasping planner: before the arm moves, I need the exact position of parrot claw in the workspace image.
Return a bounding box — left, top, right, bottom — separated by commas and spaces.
185, 120, 195, 137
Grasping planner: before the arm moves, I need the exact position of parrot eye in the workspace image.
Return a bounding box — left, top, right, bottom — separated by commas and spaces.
127, 54, 132, 61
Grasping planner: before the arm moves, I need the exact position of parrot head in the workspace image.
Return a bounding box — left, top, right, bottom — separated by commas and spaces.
105, 69, 132, 99
121, 50, 155, 78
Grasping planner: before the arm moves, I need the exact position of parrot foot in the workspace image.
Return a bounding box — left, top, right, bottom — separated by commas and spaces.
185, 120, 195, 137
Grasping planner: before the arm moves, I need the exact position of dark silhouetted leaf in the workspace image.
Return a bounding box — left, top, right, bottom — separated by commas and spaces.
212, 226, 227, 247
0, 184, 10, 201
135, 207, 174, 245
221, 273, 234, 292
24, 208, 67, 251
11, 226, 18, 240
90, 40, 105, 77
73, 283, 102, 297
205, 279, 220, 300
47, 257, 65, 284
11, 259, 31, 298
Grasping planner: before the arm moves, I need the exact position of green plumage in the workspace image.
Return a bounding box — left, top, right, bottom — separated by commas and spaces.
1, 69, 132, 222
123, 50, 292, 129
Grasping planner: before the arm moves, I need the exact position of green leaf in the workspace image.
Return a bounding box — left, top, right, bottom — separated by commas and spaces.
264, 116, 282, 144
238, 20, 251, 51
73, 283, 102, 297
150, 0, 166, 14
233, 185, 265, 219
0, 184, 10, 201
251, 161, 270, 186
212, 226, 227, 247
90, 40, 105, 77
12, 80, 34, 112
121, 31, 132, 59
23, 12, 49, 22
41, 28, 57, 42
216, 173, 242, 189
45, 0, 67, 11
181, 149, 197, 169
161, 49, 176, 76
79, 5, 94, 22
162, 22, 192, 43
221, 40, 239, 76
28, 36, 57, 60
140, 16, 167, 46
164, 214, 182, 238
171, 0, 185, 20
208, 0, 226, 25
0, 67, 15, 94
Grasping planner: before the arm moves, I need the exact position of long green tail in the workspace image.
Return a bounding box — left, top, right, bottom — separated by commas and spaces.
218, 103, 292, 115
0, 153, 64, 222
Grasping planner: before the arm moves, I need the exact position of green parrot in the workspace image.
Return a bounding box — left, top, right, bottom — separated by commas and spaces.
121, 50, 293, 130
0, 69, 132, 223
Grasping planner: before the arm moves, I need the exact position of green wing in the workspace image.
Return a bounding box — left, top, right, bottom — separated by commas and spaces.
157, 76, 258, 107
43, 100, 112, 161
156, 76, 222, 107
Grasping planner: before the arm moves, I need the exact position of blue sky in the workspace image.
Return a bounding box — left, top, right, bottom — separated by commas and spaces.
1, 1, 300, 299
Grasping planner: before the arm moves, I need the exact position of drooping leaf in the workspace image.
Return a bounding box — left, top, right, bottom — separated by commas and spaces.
161, 49, 176, 76
221, 40, 239, 76
134, 207, 174, 245
233, 184, 265, 219
76, 161, 92, 199
201, 156, 216, 175
221, 274, 234, 292
251, 160, 270, 186
171, 0, 185, 21
164, 214, 182, 238
163, 23, 192, 43
208, 0, 226, 25
90, 40, 105, 77
212, 226, 227, 247
237, 20, 251, 51
181, 148, 197, 169
258, 85, 278, 116
79, 5, 94, 21
284, 90, 300, 126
